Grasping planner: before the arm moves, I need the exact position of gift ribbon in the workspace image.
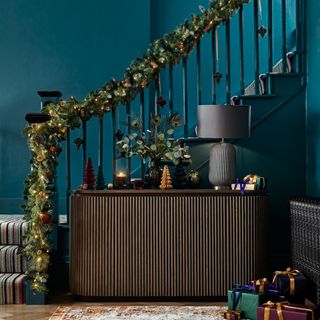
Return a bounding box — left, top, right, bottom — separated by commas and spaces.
231, 284, 252, 310
272, 267, 300, 295
262, 301, 315, 320
224, 310, 241, 320
263, 301, 288, 320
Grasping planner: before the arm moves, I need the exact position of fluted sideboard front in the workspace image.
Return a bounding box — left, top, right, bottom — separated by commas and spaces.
70, 190, 267, 298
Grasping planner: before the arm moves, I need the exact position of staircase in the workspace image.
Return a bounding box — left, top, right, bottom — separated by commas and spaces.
0, 215, 27, 304
23, 0, 307, 295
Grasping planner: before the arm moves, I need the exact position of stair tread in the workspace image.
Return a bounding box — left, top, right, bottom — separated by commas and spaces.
239, 94, 277, 99
267, 72, 305, 78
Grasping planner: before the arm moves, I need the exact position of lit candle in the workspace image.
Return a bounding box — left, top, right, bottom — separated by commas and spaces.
116, 171, 127, 187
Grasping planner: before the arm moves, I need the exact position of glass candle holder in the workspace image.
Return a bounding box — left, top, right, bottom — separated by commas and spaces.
116, 171, 127, 187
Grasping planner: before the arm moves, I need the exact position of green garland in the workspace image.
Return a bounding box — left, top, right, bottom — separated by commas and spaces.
22, 0, 249, 292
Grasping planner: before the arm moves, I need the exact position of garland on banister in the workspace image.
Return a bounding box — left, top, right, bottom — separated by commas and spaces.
22, 0, 249, 292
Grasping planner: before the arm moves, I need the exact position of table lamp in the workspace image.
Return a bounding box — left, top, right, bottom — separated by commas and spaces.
197, 105, 251, 190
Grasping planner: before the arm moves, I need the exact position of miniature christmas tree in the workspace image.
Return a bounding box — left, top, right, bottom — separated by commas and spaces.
95, 165, 106, 190
83, 157, 95, 190
160, 165, 173, 190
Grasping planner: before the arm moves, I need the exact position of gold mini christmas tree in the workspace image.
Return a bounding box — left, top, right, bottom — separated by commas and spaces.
160, 165, 173, 190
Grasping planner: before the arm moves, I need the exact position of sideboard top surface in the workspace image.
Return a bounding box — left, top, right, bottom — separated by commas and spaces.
74, 189, 267, 197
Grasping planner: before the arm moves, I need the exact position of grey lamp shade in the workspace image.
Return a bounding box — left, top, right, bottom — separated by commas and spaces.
197, 105, 251, 139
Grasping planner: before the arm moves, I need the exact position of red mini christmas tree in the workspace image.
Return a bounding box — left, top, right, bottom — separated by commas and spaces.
83, 157, 95, 190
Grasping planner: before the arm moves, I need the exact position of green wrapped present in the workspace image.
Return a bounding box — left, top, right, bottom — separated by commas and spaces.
228, 289, 267, 320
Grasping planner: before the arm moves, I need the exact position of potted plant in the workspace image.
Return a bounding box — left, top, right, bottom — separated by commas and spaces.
117, 113, 191, 188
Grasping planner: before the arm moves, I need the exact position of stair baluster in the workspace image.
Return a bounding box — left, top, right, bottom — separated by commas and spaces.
254, 0, 260, 94
182, 57, 189, 138
112, 108, 116, 185
82, 119, 87, 174
197, 41, 202, 106
282, 0, 287, 72
126, 102, 131, 182
140, 91, 146, 177
239, 5, 245, 95
66, 128, 71, 215
211, 27, 217, 104
268, 0, 273, 73
226, 20, 231, 103
168, 64, 174, 116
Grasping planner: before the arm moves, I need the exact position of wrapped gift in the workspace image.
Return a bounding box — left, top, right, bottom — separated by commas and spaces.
228, 287, 268, 320
272, 268, 307, 303
250, 278, 270, 293
224, 310, 241, 320
257, 301, 318, 320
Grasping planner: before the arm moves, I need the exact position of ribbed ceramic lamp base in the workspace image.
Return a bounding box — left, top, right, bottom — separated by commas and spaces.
209, 143, 236, 188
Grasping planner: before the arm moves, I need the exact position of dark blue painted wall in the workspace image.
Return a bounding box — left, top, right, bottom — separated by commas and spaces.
0, 0, 150, 213
306, 0, 320, 196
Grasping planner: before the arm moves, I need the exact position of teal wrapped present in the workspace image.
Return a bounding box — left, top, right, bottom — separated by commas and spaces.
228, 288, 268, 320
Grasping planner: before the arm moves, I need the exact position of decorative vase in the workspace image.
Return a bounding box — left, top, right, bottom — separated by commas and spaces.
145, 160, 162, 189
173, 161, 188, 189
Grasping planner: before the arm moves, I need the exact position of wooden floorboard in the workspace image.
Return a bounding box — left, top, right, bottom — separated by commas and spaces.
0, 292, 226, 320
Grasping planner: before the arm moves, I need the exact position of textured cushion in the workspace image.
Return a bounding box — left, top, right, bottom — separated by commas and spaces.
0, 215, 28, 246
0, 273, 26, 304
0, 246, 27, 273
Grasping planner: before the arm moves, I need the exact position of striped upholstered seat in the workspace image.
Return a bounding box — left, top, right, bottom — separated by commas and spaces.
0, 215, 28, 246
0, 273, 26, 304
0, 246, 27, 273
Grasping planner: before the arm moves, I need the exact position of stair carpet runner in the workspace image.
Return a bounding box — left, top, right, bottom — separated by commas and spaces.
0, 215, 28, 304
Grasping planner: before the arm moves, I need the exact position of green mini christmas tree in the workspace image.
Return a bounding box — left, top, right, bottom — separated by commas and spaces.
95, 165, 106, 190
83, 157, 95, 190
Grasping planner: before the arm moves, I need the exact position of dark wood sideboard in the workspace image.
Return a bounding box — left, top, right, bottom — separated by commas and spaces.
70, 190, 268, 298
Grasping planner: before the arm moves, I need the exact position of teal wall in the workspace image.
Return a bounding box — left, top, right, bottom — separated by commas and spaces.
0, 0, 150, 213
0, 0, 309, 270
306, 0, 320, 195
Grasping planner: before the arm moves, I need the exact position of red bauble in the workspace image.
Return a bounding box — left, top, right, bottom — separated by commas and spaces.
156, 96, 167, 107
39, 213, 51, 225
50, 146, 56, 153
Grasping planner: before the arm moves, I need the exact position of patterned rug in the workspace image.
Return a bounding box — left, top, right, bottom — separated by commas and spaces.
50, 306, 227, 320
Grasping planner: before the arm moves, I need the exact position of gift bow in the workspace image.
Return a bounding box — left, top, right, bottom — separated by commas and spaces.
272, 267, 301, 295
231, 284, 252, 310
263, 301, 289, 320
224, 310, 241, 320
252, 277, 269, 293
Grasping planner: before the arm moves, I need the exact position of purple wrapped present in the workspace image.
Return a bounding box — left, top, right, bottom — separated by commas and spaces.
257, 301, 318, 320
